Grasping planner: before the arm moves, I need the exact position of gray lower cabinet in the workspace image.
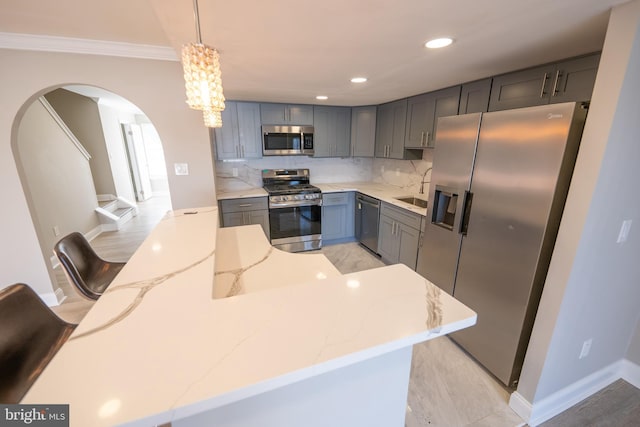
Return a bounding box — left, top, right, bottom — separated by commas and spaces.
219, 197, 269, 238
260, 103, 313, 125
350, 106, 377, 157
404, 86, 461, 149
489, 53, 600, 111
459, 78, 492, 114
377, 202, 422, 269
213, 102, 262, 160
322, 192, 355, 242
313, 106, 351, 157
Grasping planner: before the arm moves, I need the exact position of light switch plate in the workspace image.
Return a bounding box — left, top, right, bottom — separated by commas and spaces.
617, 219, 632, 243
174, 163, 189, 176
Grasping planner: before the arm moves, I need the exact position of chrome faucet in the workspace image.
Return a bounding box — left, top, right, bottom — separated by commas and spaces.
419, 167, 432, 194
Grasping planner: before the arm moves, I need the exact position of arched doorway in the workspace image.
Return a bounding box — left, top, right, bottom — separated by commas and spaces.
13, 84, 172, 312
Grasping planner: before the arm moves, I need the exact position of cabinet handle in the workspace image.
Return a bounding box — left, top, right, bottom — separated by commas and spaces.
551, 70, 561, 97
241, 145, 245, 158
421, 131, 425, 146
235, 146, 239, 158
540, 73, 549, 98
238, 204, 252, 207
426, 131, 430, 146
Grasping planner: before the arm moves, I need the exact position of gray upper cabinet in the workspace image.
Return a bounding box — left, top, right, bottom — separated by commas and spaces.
351, 106, 377, 157
213, 102, 262, 160
260, 103, 313, 125
489, 53, 600, 111
375, 99, 408, 159
459, 79, 492, 114
548, 54, 601, 104
404, 86, 461, 148
313, 106, 351, 157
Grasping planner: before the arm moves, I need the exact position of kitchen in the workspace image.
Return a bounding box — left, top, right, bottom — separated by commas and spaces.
1, 0, 640, 426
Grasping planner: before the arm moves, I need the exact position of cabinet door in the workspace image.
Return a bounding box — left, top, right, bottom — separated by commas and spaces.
488, 64, 556, 111
221, 211, 245, 227
549, 53, 600, 104
334, 107, 352, 157
313, 107, 333, 157
375, 104, 393, 158
236, 102, 262, 158
459, 79, 492, 114
260, 103, 287, 124
427, 86, 462, 148
246, 210, 270, 238
397, 223, 421, 270
213, 102, 239, 160
288, 105, 314, 125
351, 106, 377, 157
322, 204, 347, 240
377, 214, 398, 263
388, 99, 408, 159
405, 93, 430, 148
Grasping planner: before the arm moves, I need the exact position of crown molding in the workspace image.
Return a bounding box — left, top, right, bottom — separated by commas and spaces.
0, 32, 178, 61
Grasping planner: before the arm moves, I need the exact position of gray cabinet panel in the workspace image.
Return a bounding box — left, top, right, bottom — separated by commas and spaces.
313, 106, 351, 158
260, 103, 313, 125
351, 106, 377, 157
375, 99, 408, 159
489, 65, 556, 112
322, 192, 355, 241
213, 102, 262, 160
219, 196, 269, 238
489, 53, 600, 111
378, 202, 422, 269
405, 86, 461, 149
459, 79, 492, 114
549, 54, 600, 104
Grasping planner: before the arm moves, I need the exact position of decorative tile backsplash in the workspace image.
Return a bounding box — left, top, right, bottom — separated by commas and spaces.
215, 152, 433, 194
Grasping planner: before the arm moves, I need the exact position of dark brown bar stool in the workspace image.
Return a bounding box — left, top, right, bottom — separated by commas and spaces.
0, 283, 76, 403
54, 232, 126, 300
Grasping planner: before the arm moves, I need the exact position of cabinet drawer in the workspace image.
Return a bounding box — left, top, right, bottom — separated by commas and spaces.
219, 197, 268, 213
322, 192, 350, 206
380, 202, 422, 230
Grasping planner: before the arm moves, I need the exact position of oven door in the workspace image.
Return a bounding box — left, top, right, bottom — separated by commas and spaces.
269, 203, 322, 252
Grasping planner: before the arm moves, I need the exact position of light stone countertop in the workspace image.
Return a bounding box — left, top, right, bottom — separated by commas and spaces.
217, 182, 428, 216
23, 207, 475, 426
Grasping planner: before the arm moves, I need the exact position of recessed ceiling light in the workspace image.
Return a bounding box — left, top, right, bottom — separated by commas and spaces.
350, 77, 368, 83
425, 37, 453, 49
316, 95, 328, 100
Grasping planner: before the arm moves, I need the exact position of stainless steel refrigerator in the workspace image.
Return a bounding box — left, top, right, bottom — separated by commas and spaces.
416, 102, 587, 387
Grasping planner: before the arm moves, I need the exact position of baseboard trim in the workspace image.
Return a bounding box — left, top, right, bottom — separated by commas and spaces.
510, 359, 640, 426
86, 225, 103, 242
620, 358, 640, 389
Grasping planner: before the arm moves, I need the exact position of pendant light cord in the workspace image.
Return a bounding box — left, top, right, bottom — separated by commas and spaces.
193, 0, 203, 44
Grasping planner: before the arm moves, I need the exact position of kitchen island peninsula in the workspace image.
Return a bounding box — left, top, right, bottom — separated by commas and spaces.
23, 207, 476, 427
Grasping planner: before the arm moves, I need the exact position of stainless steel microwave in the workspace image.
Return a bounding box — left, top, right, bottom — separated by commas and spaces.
262, 125, 314, 156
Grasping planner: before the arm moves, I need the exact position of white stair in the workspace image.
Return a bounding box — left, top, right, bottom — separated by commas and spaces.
95, 197, 138, 231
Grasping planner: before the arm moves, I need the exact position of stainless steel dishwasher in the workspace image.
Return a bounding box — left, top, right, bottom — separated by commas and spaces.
355, 193, 380, 253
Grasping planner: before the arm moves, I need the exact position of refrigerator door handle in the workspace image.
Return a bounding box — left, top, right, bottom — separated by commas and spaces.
459, 191, 474, 235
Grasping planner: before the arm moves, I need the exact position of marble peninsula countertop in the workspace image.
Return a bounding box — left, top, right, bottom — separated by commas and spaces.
217, 181, 428, 216
23, 207, 475, 426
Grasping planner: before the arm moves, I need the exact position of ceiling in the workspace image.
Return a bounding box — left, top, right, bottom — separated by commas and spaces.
0, 0, 630, 106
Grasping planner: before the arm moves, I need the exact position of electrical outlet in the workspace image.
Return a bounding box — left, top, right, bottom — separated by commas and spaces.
232, 167, 238, 177
579, 338, 592, 359
174, 163, 189, 176
395, 168, 400, 176
53, 226, 60, 237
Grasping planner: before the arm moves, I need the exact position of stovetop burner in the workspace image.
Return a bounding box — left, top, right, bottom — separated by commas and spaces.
263, 183, 321, 196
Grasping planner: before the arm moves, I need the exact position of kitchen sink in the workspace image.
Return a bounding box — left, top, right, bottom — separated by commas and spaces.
395, 196, 428, 208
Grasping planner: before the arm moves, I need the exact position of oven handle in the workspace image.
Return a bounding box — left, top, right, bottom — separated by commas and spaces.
269, 199, 323, 209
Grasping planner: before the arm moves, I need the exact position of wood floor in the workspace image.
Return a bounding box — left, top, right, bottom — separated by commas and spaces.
50, 199, 638, 427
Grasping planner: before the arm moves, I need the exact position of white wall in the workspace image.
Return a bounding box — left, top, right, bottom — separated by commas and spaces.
98, 103, 137, 201
516, 0, 640, 407
1, 49, 215, 301
627, 318, 640, 365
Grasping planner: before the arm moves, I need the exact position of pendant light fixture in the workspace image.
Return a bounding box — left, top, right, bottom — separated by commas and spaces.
181, 0, 225, 127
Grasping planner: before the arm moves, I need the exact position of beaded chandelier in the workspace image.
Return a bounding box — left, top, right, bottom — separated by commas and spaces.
181, 0, 225, 128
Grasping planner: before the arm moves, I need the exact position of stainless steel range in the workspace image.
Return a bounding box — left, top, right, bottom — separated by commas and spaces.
262, 169, 322, 252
